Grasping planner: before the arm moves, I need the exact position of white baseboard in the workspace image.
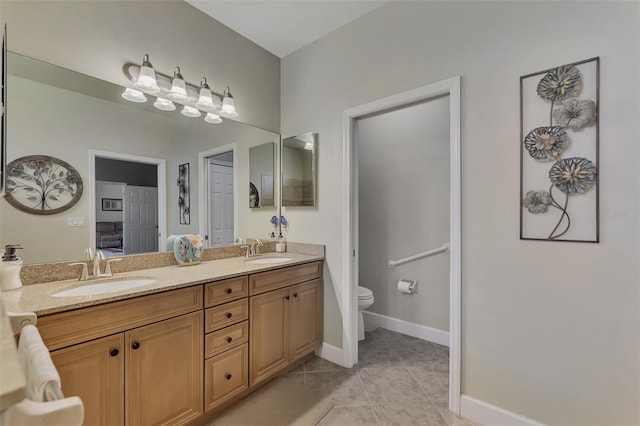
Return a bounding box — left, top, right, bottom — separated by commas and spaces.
315, 342, 346, 367
363, 311, 450, 347
460, 395, 545, 426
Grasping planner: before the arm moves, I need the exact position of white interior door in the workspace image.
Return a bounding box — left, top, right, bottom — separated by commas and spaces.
124, 185, 159, 254
208, 160, 234, 246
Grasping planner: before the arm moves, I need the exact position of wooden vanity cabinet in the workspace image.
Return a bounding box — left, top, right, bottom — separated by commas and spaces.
45, 286, 203, 426
249, 262, 323, 386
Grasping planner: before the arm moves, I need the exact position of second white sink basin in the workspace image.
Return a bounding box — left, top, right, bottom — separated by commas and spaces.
244, 257, 292, 265
51, 278, 156, 297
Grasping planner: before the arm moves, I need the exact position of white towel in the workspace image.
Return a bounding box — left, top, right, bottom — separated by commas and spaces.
17, 324, 64, 402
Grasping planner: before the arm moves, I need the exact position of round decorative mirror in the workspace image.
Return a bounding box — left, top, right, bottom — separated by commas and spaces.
5, 155, 83, 215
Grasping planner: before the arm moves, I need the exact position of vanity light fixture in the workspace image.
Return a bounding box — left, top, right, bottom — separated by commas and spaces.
167, 67, 190, 103
122, 54, 237, 124
181, 105, 201, 118
220, 86, 238, 117
153, 97, 176, 111
121, 88, 147, 103
133, 54, 160, 93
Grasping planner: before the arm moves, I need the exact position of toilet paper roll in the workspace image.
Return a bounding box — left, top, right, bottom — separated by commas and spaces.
397, 279, 417, 295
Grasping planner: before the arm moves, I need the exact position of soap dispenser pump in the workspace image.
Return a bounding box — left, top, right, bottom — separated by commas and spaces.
1, 245, 24, 291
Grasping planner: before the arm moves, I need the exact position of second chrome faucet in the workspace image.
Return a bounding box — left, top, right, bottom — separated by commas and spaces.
240, 238, 263, 258
69, 249, 122, 280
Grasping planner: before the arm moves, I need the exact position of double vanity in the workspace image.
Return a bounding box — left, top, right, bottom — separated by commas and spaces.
2, 247, 324, 425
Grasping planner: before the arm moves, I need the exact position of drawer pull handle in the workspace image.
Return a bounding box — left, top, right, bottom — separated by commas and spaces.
226, 313, 233, 319
293, 293, 298, 298
226, 288, 233, 294
226, 337, 233, 343
132, 342, 141, 350
285, 295, 290, 300
110, 349, 119, 357
226, 374, 232, 380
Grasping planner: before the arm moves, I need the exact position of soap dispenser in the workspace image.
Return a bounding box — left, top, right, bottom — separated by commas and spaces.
275, 233, 286, 253
1, 245, 24, 291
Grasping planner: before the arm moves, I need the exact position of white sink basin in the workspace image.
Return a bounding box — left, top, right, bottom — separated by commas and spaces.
51, 278, 156, 297
244, 257, 292, 265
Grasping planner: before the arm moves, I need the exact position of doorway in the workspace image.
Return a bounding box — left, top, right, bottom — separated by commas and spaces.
198, 144, 238, 247
343, 76, 461, 414
89, 150, 167, 256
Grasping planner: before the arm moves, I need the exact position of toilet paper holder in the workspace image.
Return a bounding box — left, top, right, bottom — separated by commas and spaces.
397, 279, 418, 294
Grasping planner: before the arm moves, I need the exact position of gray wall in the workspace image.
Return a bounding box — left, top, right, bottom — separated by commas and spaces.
281, 1, 640, 425
358, 96, 450, 332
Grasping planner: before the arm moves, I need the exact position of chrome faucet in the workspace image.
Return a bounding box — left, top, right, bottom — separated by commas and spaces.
69, 249, 122, 281
240, 238, 263, 258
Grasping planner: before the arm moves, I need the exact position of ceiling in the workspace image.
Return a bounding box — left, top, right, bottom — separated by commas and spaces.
185, 0, 389, 58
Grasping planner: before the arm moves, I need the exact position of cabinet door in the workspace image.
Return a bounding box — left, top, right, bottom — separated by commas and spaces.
204, 344, 248, 411
51, 334, 124, 426
249, 287, 290, 386
126, 311, 203, 426
290, 279, 323, 361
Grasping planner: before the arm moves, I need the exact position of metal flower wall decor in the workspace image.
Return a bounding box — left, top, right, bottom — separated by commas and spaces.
520, 57, 599, 242
178, 163, 190, 225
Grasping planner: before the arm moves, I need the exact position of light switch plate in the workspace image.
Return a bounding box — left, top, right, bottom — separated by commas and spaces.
66, 217, 85, 227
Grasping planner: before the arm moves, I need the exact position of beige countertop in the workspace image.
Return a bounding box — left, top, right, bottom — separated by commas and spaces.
1, 252, 323, 317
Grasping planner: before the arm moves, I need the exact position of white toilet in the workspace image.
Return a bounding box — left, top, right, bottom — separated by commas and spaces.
357, 285, 375, 341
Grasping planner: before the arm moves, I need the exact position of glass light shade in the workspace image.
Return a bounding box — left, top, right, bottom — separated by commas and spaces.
153, 97, 176, 111
195, 87, 216, 111
133, 55, 160, 93
167, 67, 190, 103
204, 112, 222, 124
220, 96, 237, 117
122, 88, 147, 103
181, 105, 201, 118
304, 142, 314, 150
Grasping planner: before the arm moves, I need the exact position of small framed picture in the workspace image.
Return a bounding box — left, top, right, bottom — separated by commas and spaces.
102, 198, 123, 211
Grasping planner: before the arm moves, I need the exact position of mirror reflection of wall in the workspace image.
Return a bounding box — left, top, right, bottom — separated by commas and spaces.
0, 52, 281, 264
249, 142, 275, 209
282, 133, 317, 207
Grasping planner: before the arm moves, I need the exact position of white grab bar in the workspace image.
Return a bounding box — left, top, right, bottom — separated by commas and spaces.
388, 243, 450, 268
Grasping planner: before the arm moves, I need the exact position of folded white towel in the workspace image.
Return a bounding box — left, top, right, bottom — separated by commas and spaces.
17, 324, 64, 402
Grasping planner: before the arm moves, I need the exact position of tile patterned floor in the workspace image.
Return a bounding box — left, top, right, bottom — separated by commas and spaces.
288, 328, 480, 426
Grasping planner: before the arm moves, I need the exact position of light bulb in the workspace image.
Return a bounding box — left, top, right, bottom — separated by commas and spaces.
122, 88, 147, 103
153, 97, 176, 111
133, 54, 160, 94
181, 105, 201, 118
167, 67, 190, 103
220, 86, 238, 117
204, 112, 222, 124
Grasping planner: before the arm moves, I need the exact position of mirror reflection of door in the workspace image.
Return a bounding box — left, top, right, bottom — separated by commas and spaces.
207, 152, 234, 247
95, 157, 159, 256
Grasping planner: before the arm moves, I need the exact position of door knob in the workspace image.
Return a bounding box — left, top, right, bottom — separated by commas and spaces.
226, 374, 232, 380
226, 337, 233, 343
110, 348, 119, 357
293, 293, 298, 298
226, 313, 233, 319
132, 342, 141, 350
226, 288, 233, 294
285, 295, 290, 300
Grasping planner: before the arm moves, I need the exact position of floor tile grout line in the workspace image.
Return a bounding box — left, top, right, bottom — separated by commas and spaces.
355, 361, 384, 426
406, 366, 452, 425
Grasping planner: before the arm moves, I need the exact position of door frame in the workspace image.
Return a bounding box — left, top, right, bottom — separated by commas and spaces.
198, 144, 238, 246
88, 149, 166, 254
342, 76, 461, 414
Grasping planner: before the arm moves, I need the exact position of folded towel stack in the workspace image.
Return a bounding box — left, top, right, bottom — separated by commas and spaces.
17, 324, 64, 402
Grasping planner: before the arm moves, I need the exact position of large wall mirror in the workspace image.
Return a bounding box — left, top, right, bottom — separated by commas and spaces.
281, 132, 317, 207
1, 51, 280, 264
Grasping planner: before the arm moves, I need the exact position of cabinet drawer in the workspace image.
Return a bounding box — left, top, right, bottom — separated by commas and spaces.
249, 261, 322, 295
204, 276, 248, 308
39, 286, 203, 351
205, 299, 248, 333
205, 321, 248, 359
205, 344, 248, 411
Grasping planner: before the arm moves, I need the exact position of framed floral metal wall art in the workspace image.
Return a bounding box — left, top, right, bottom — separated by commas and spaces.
520, 57, 599, 242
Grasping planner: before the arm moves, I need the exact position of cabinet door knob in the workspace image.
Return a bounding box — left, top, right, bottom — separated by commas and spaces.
110, 348, 119, 357
132, 342, 141, 350
285, 295, 290, 300
226, 313, 233, 319
293, 293, 298, 298
226, 374, 232, 380
226, 337, 233, 343
226, 288, 233, 294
